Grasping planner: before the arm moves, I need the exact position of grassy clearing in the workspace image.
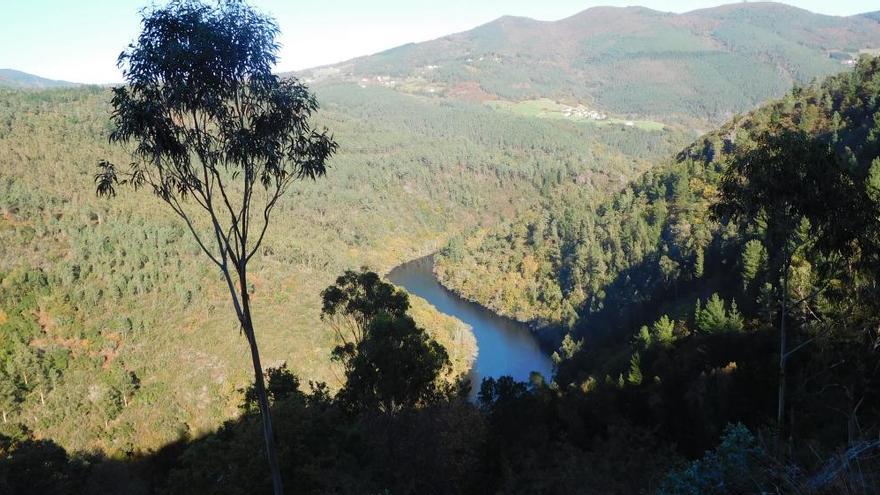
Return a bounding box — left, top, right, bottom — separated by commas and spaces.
486, 98, 666, 130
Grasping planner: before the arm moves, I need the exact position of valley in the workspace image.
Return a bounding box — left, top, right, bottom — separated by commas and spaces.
2, 1, 880, 493
0, 78, 685, 453
387, 255, 552, 394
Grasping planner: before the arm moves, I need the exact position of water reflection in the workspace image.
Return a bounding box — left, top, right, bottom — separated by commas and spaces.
387, 255, 553, 395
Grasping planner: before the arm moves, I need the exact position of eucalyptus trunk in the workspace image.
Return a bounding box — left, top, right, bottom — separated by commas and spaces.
239, 267, 284, 495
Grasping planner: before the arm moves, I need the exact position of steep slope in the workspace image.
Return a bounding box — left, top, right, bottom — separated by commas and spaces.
0, 81, 685, 454
5, 56, 880, 495
436, 55, 880, 348
301, 2, 880, 124
0, 69, 78, 89
433, 61, 880, 481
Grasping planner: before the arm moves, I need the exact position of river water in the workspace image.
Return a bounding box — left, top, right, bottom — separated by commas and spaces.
386, 255, 553, 393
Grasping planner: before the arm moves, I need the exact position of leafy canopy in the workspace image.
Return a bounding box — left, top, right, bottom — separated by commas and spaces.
320, 269, 409, 347
713, 126, 872, 262
320, 269, 452, 414
97, 0, 337, 270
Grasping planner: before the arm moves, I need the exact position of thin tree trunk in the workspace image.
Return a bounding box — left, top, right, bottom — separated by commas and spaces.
240, 273, 284, 495
777, 257, 790, 456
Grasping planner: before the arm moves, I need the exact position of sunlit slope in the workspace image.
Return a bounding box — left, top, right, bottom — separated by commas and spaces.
0, 83, 685, 453
301, 3, 880, 124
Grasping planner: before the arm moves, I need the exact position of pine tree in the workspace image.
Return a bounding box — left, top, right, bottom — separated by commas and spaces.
741, 240, 767, 289
627, 352, 643, 385
652, 315, 676, 344
696, 294, 730, 334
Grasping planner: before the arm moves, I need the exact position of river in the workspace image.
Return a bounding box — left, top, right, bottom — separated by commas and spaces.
386, 255, 554, 394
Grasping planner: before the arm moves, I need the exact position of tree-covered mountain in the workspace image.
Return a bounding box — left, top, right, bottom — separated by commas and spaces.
436, 56, 880, 341
430, 55, 880, 491
0, 69, 78, 89
437, 53, 880, 391
0, 76, 686, 455
3, 2, 880, 491
4, 53, 879, 495
299, 2, 880, 124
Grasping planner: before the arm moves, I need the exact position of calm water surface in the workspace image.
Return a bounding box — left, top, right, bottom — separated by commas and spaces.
386, 255, 553, 393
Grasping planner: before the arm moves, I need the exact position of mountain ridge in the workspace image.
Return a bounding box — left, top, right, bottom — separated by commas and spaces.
0, 69, 78, 89
297, 2, 880, 124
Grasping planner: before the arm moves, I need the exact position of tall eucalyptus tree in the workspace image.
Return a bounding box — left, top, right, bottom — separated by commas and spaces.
96, 2, 337, 492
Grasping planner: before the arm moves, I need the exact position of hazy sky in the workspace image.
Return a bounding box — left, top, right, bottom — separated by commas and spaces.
1, 0, 877, 84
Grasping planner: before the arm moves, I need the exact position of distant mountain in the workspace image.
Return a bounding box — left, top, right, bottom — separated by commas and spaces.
0, 69, 78, 88
861, 11, 880, 22
299, 2, 880, 124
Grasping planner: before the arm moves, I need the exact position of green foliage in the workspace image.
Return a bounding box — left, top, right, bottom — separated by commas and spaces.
336, 313, 452, 414
636, 325, 652, 349
432, 57, 880, 495
241, 364, 303, 413
0, 16, 674, 451
695, 294, 744, 334
101, 3, 343, 487
2, 5, 880, 492
626, 352, 643, 385
321, 268, 409, 352
440, 236, 465, 263
321, 270, 456, 414
715, 127, 872, 265
652, 315, 676, 344
868, 158, 880, 203
551, 333, 583, 364
441, 56, 880, 350
658, 424, 774, 495
302, 3, 880, 123
740, 239, 767, 288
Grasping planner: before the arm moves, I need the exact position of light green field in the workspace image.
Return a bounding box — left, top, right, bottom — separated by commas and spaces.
487, 98, 666, 131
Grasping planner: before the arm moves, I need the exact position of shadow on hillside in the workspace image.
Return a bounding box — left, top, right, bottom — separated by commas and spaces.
0, 382, 486, 495
4, 325, 880, 495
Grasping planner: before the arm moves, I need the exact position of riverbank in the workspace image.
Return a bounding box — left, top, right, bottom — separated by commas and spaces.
387, 255, 553, 389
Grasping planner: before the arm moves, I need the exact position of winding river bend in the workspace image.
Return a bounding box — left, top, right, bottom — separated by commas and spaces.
387, 255, 553, 392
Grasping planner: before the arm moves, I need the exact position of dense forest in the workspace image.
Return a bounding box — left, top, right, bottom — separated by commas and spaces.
3, 37, 880, 495
3, 1, 880, 492
432, 55, 880, 490
0, 68, 684, 457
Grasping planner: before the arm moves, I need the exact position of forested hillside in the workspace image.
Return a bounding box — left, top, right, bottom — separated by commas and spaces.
4, 52, 879, 495
300, 2, 880, 124
3, 1, 880, 491
437, 56, 880, 334
0, 78, 684, 454
438, 55, 880, 492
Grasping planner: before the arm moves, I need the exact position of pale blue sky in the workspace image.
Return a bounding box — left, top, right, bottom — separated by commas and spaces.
1, 0, 876, 84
